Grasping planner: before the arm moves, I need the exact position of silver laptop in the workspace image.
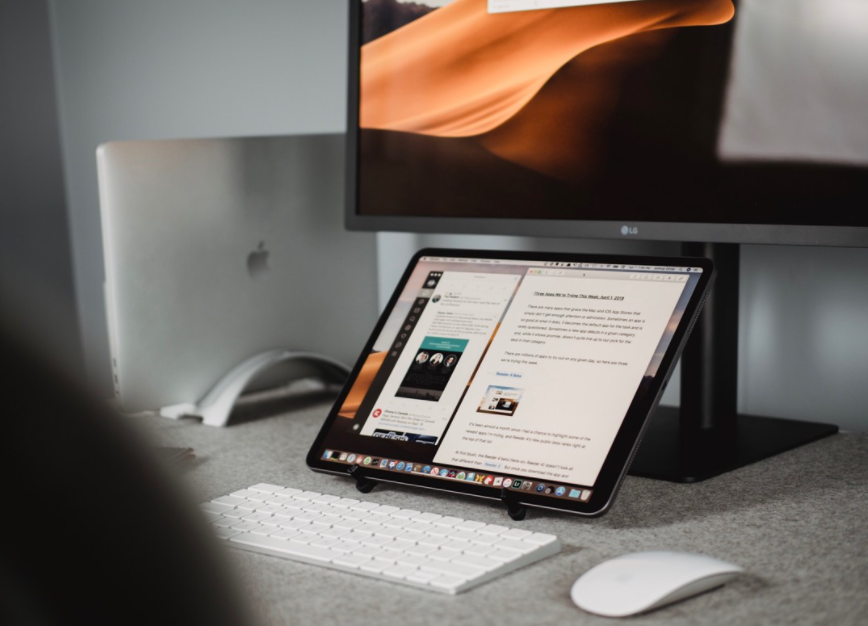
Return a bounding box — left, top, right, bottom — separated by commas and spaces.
97, 135, 377, 415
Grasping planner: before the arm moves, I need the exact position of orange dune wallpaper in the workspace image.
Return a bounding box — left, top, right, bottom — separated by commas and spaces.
361, 0, 733, 138
338, 350, 387, 418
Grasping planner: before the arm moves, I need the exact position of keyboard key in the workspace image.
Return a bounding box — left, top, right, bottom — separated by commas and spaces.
501, 528, 533, 541
373, 505, 400, 515
374, 527, 406, 539
342, 510, 371, 521
406, 569, 439, 584
270, 529, 301, 541
331, 542, 357, 554
292, 491, 321, 501
265, 495, 297, 506
212, 496, 247, 507
201, 501, 234, 514
418, 535, 450, 548
468, 534, 500, 546
355, 523, 384, 535
298, 522, 331, 535
441, 540, 472, 554
310, 537, 340, 548
477, 524, 508, 536
464, 544, 496, 557
494, 539, 535, 554
364, 513, 392, 526
246, 491, 272, 502
333, 519, 364, 531
331, 498, 359, 508
429, 575, 468, 592
452, 554, 501, 571
214, 527, 242, 540
351, 545, 384, 558
428, 549, 453, 562
404, 521, 435, 534
449, 530, 481, 542
350, 502, 380, 512
312, 495, 341, 504
333, 554, 372, 569
256, 504, 285, 515
395, 554, 427, 568
360, 535, 393, 548
383, 564, 417, 579
389, 539, 416, 552
396, 531, 427, 543
359, 560, 391, 574
405, 544, 438, 557
278, 515, 308, 527
487, 549, 525, 563
525, 533, 558, 546
249, 483, 285, 494
454, 520, 485, 531
382, 517, 412, 529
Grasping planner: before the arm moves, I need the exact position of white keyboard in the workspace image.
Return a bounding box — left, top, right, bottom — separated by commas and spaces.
202, 483, 560, 594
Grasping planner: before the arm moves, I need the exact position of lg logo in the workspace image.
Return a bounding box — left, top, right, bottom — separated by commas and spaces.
621, 225, 639, 236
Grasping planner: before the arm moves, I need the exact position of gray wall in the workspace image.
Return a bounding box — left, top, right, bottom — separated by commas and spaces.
49, 0, 352, 394
33, 0, 868, 430
0, 0, 80, 370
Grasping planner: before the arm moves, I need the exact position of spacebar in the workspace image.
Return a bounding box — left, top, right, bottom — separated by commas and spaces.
229, 533, 336, 562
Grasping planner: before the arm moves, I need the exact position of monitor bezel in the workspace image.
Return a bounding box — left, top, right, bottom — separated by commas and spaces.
307, 247, 715, 517
344, 1, 868, 249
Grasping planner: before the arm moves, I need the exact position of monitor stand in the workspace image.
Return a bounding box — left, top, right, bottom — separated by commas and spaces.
628, 243, 838, 483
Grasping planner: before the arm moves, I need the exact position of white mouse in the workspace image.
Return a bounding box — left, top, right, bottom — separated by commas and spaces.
570, 551, 743, 617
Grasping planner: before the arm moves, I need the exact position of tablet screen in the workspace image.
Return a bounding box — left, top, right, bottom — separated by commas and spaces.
308, 250, 711, 515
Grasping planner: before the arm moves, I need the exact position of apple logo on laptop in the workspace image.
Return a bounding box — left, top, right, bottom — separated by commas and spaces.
247, 241, 270, 281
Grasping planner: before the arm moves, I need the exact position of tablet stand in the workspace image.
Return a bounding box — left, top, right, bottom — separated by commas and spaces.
500, 487, 528, 521
159, 350, 349, 427
348, 465, 378, 494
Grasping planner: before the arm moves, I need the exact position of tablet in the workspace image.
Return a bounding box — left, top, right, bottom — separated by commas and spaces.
307, 249, 714, 516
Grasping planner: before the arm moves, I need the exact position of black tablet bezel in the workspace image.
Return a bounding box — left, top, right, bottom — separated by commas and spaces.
307, 248, 714, 516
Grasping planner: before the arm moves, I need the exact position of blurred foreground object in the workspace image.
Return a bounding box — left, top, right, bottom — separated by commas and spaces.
0, 308, 253, 626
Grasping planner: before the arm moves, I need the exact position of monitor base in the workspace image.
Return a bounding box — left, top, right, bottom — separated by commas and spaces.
628, 405, 838, 483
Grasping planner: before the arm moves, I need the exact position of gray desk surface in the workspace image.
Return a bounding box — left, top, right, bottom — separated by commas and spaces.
140, 390, 868, 626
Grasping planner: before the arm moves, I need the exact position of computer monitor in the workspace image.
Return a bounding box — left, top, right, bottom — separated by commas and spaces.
344, 0, 867, 480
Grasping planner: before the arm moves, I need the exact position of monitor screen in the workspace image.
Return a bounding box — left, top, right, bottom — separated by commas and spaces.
348, 0, 868, 245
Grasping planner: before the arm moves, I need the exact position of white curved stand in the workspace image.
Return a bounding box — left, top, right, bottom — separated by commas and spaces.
159, 350, 350, 427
